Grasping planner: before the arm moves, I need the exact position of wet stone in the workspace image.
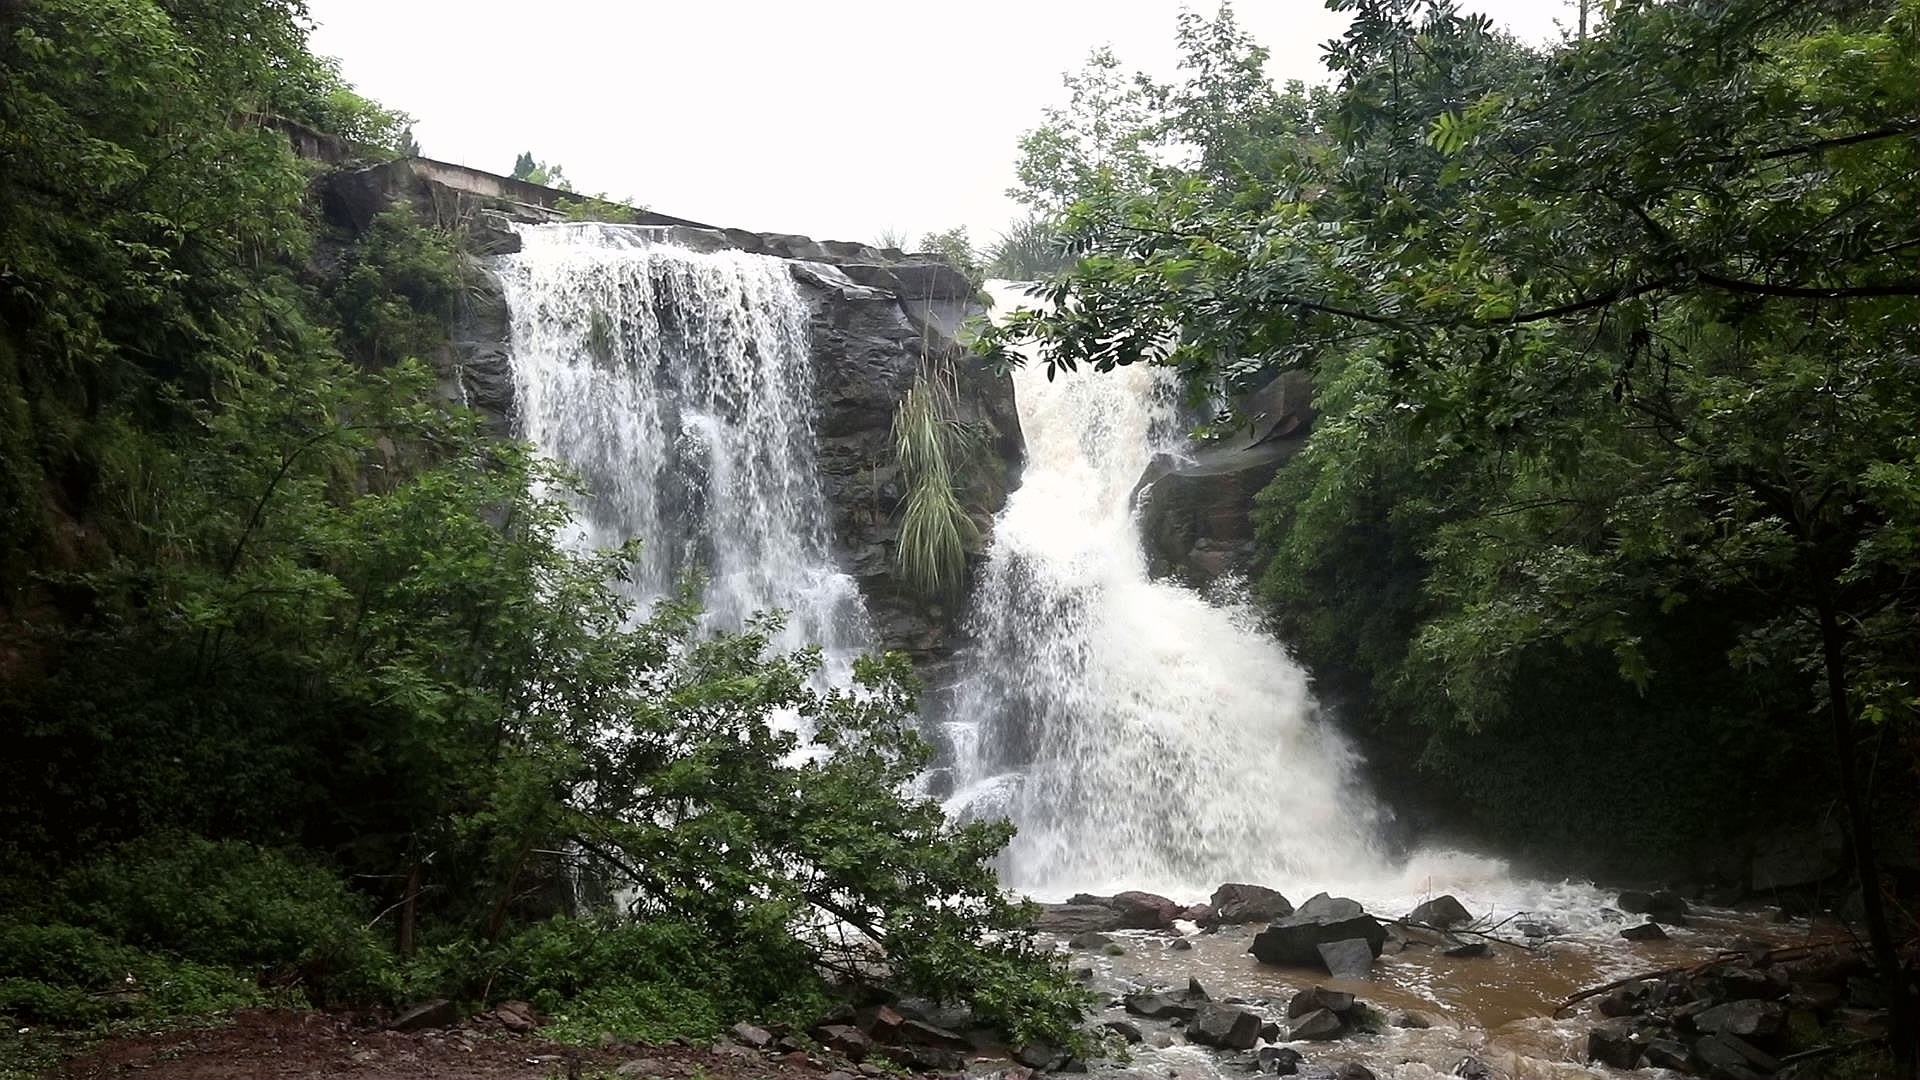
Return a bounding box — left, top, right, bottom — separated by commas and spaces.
1318, 938, 1375, 978
1693, 1035, 1763, 1080
1443, 941, 1489, 958
1643, 1039, 1695, 1071
1124, 991, 1198, 1020
1586, 1021, 1645, 1069
1406, 894, 1473, 929
1187, 1003, 1264, 1050
1256, 1045, 1302, 1075
1066, 931, 1112, 950
1693, 999, 1786, 1041
1101, 1019, 1143, 1043
1621, 921, 1668, 942
1288, 987, 1356, 1018
1290, 1008, 1344, 1041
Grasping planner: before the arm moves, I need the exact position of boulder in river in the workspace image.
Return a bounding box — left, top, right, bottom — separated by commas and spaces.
1618, 888, 1689, 925
1066, 931, 1112, 950
1288, 986, 1356, 1018
1317, 938, 1375, 978
1621, 921, 1668, 942
1187, 1003, 1263, 1050
1406, 894, 1473, 929
1250, 900, 1387, 971
1111, 890, 1182, 929
1443, 941, 1488, 958
1122, 991, 1197, 1021
1256, 1046, 1303, 1075
1692, 999, 1786, 1041
1289, 1008, 1344, 1041
1205, 883, 1294, 926
1585, 1020, 1646, 1069
1035, 903, 1123, 934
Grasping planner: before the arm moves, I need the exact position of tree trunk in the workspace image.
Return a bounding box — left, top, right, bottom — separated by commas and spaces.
1815, 593, 1915, 1074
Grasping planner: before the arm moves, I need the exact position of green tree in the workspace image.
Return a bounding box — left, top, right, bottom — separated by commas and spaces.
982, 0, 1918, 1064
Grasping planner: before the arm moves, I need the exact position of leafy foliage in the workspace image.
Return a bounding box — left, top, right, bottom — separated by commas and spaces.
0, 0, 1089, 1056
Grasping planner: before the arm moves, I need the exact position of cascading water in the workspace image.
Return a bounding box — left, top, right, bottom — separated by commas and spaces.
942, 282, 1389, 900
495, 223, 868, 670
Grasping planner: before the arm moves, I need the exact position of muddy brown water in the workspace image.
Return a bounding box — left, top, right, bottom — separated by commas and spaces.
1064, 906, 1851, 1079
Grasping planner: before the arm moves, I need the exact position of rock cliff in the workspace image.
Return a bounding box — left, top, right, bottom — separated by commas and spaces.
316, 157, 1020, 668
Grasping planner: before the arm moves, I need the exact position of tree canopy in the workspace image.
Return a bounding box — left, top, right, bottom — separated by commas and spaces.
982, 0, 1917, 1064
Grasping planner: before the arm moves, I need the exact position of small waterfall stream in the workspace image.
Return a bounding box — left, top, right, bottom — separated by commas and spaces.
495, 223, 869, 671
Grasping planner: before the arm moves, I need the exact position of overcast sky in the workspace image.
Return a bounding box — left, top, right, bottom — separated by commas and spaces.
305, 1, 1579, 248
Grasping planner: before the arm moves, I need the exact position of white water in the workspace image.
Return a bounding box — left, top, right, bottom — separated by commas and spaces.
495, 223, 868, 671
941, 283, 1392, 900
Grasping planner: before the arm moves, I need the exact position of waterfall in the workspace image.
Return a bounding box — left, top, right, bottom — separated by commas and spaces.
942, 283, 1388, 900
494, 223, 868, 669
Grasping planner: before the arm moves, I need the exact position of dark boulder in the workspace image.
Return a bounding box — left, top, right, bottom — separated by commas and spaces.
898, 1018, 972, 1052
817, 1024, 872, 1062
1332, 1065, 1375, 1080
1317, 938, 1375, 978
1034, 904, 1123, 935
1621, 921, 1668, 942
1111, 890, 1182, 929
1295, 892, 1366, 922
1643, 1039, 1695, 1071
1585, 1021, 1645, 1069
1443, 941, 1489, 958
1288, 987, 1356, 1018
1187, 1004, 1264, 1050
1450, 1056, 1491, 1080
1692, 999, 1785, 1041
1065, 931, 1113, 950
1013, 1039, 1070, 1071
1206, 883, 1294, 926
1619, 889, 1689, 925
1692, 1035, 1764, 1080
1256, 1046, 1303, 1075
1102, 1019, 1143, 1044
1250, 906, 1387, 972
1289, 1008, 1344, 1041
1406, 895, 1473, 929
729, 1021, 776, 1049
1123, 991, 1197, 1021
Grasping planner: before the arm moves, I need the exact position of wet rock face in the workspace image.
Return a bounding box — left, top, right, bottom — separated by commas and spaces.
1135, 369, 1316, 587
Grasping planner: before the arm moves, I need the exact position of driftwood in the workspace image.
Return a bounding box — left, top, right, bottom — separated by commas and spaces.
1551, 942, 1851, 1017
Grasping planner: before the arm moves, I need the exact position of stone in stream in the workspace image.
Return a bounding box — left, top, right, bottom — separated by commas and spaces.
1392, 1010, 1432, 1029
1693, 998, 1786, 1041
1331, 1063, 1375, 1080
1288, 986, 1356, 1018
1585, 1021, 1646, 1069
1122, 991, 1197, 1020
1618, 888, 1689, 925
1065, 931, 1112, 950
1013, 1038, 1070, 1071
1187, 1003, 1264, 1050
1110, 890, 1183, 929
1620, 921, 1668, 942
1642, 1039, 1695, 1071
1289, 1008, 1345, 1040
1035, 903, 1124, 934
1450, 1056, 1491, 1080
1101, 1019, 1144, 1044
1167, 937, 1194, 951
1256, 1045, 1303, 1075
1204, 883, 1295, 926
1406, 894, 1473, 929
1295, 892, 1366, 921
1317, 938, 1375, 978
1249, 903, 1387, 971
1692, 1035, 1764, 1080
1443, 941, 1488, 958
1185, 976, 1211, 1002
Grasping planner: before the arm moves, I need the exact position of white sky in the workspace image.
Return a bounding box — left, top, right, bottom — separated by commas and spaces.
305, 1, 1579, 248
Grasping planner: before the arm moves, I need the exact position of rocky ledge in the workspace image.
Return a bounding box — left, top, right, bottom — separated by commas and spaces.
312, 156, 1023, 670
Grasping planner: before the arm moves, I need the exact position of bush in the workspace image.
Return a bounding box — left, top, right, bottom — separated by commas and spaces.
56, 835, 396, 1005
0, 922, 263, 1027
